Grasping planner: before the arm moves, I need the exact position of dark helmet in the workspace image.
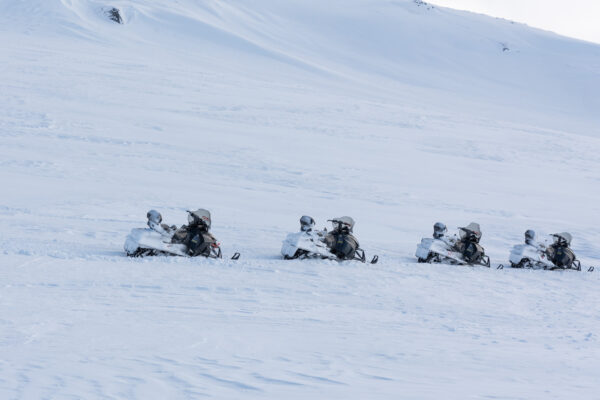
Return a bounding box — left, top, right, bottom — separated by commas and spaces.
187, 209, 211, 229
300, 215, 315, 232
147, 209, 162, 225
433, 222, 447, 239
525, 229, 536, 242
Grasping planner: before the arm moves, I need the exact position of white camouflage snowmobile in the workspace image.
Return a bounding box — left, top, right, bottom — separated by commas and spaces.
416, 222, 490, 267
508, 231, 581, 271
124, 209, 240, 259
281, 216, 378, 263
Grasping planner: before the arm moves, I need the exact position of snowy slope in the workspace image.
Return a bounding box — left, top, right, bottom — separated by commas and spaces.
1, 0, 599, 398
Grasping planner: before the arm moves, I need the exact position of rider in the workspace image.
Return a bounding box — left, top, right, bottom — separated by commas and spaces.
546, 232, 576, 268
433, 222, 446, 239
432, 222, 458, 246
300, 215, 316, 232
172, 209, 218, 256
525, 229, 536, 245
524, 229, 545, 251
146, 210, 175, 236
323, 216, 360, 260
455, 222, 485, 264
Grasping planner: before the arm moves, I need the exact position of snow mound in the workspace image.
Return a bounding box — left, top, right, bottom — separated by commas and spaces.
3, 0, 600, 123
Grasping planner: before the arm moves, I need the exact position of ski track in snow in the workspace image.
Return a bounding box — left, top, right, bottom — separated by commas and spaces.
1, 0, 600, 398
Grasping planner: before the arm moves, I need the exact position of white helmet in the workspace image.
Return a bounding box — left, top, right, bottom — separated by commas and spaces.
525, 230, 536, 242
433, 222, 447, 238
147, 210, 162, 226
300, 215, 315, 232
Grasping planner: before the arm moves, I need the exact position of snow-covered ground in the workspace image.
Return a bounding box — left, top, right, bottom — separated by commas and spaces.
1, 0, 599, 398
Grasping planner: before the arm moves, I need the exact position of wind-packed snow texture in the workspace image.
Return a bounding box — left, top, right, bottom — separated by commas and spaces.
1, 1, 599, 398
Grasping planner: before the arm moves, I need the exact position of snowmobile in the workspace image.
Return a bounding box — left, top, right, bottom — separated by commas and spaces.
281, 216, 378, 264
124, 209, 240, 260
416, 222, 491, 267
509, 231, 581, 271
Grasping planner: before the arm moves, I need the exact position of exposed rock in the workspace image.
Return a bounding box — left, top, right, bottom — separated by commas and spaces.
414, 0, 434, 10
106, 7, 122, 24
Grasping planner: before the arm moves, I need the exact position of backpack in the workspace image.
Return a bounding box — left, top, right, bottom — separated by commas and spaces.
186, 228, 217, 257
331, 233, 359, 260
552, 246, 575, 268
462, 242, 484, 264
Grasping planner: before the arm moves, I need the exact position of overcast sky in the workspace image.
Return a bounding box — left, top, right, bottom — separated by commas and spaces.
429, 0, 600, 44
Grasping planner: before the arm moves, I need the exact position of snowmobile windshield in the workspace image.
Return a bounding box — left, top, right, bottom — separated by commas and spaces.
459, 223, 481, 240
331, 216, 355, 233
188, 209, 211, 228
553, 232, 572, 246
463, 223, 481, 234
459, 228, 481, 242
